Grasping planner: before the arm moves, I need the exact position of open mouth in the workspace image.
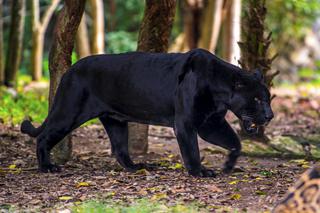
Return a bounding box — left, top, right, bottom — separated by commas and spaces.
242, 119, 259, 134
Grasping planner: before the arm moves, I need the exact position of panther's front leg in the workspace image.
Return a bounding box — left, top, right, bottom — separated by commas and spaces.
198, 117, 241, 173
174, 119, 216, 177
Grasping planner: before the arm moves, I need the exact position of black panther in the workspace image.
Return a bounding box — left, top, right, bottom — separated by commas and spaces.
21, 48, 273, 177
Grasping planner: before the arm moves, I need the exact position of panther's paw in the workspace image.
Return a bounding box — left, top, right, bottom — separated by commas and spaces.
222, 164, 234, 174
39, 164, 61, 173
223, 166, 245, 174
125, 163, 146, 172
189, 166, 216, 178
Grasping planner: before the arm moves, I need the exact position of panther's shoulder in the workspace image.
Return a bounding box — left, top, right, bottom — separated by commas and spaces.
188, 48, 214, 58
273, 165, 320, 213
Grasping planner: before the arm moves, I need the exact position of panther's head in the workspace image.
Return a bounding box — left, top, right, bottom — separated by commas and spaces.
228, 69, 274, 134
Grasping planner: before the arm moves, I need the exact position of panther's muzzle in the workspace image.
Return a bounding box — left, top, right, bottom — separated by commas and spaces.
242, 119, 259, 134
241, 115, 270, 135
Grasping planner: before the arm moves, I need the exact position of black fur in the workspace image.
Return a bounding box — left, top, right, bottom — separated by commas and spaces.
21, 49, 273, 176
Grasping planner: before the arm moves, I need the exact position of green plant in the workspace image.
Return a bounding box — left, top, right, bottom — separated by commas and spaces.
106, 31, 138, 53
0, 78, 98, 126
0, 88, 48, 125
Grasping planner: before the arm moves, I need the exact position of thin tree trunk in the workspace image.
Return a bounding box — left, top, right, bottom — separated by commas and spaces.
31, 0, 60, 81
0, 0, 3, 85
209, 0, 224, 52
4, 0, 25, 87
183, 0, 203, 50
222, 0, 241, 64
30, 0, 40, 81
108, 0, 116, 32
49, 0, 85, 164
89, 0, 104, 54
128, 0, 176, 155
31, 30, 44, 81
197, 0, 214, 49
76, 13, 91, 59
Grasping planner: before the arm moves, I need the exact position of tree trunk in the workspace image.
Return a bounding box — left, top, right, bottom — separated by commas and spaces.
49, 0, 85, 164
31, 28, 43, 81
183, 0, 203, 50
0, 0, 4, 85
30, 0, 41, 81
4, 0, 25, 87
197, 0, 214, 50
31, 0, 60, 81
108, 0, 116, 32
238, 0, 279, 141
89, 0, 104, 54
209, 0, 224, 52
76, 13, 91, 59
128, 0, 176, 155
222, 0, 241, 64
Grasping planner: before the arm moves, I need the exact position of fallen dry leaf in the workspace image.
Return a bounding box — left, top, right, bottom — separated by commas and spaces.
76, 182, 90, 188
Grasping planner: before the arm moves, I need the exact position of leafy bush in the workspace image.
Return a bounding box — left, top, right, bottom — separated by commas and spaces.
0, 73, 99, 126
298, 60, 320, 84
266, 0, 320, 43
106, 31, 138, 53
0, 88, 48, 125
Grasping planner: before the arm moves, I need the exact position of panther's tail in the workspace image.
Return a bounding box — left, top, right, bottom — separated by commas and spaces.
21, 119, 47, 138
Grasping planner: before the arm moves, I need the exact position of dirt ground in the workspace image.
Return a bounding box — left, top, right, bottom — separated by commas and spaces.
0, 95, 319, 212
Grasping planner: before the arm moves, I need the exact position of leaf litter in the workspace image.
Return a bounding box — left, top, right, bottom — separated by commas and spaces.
0, 95, 319, 212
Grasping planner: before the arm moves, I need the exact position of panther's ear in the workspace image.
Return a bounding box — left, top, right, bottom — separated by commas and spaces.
253, 69, 264, 82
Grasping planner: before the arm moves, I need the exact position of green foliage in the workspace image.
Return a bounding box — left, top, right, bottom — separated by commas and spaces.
42, 54, 50, 77
0, 74, 99, 126
104, 0, 145, 53
298, 66, 320, 84
106, 31, 138, 53
106, 0, 144, 33
0, 88, 48, 125
266, 0, 320, 45
72, 199, 205, 213
0, 87, 100, 126
296, 59, 320, 84
0, 75, 47, 124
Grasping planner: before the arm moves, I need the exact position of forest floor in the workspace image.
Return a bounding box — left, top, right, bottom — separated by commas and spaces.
0, 87, 320, 212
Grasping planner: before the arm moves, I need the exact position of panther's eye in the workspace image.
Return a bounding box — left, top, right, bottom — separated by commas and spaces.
254, 97, 261, 104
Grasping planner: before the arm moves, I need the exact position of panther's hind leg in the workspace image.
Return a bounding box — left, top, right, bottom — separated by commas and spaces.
36, 105, 104, 172
36, 90, 105, 172
198, 117, 241, 173
36, 129, 67, 173
99, 115, 144, 172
